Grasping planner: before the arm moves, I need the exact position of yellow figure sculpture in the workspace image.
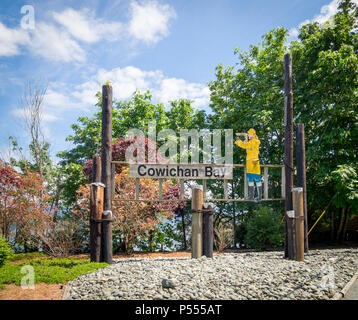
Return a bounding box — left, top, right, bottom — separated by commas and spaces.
235, 128, 262, 201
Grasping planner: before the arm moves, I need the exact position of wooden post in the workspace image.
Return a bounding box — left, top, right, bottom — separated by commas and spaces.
244, 167, 248, 199
284, 53, 295, 260
135, 178, 139, 200
281, 166, 285, 199
292, 188, 304, 261
202, 204, 214, 258
101, 84, 113, 264
180, 180, 184, 200
296, 124, 309, 253
158, 179, 163, 200
93, 155, 102, 183
203, 179, 207, 201
90, 155, 102, 262
191, 186, 203, 259
111, 163, 115, 201
223, 180, 228, 200
264, 166, 269, 199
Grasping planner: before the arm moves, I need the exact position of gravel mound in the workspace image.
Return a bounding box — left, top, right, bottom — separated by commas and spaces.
65, 248, 358, 300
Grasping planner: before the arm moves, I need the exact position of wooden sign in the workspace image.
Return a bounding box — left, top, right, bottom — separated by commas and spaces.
129, 163, 233, 179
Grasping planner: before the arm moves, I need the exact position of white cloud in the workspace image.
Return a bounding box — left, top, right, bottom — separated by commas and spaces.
17, 66, 210, 123
52, 8, 123, 43
27, 22, 86, 63
304, 0, 354, 25
96, 66, 163, 99
288, 27, 299, 38
0, 20, 85, 63
90, 66, 210, 107
290, 0, 358, 38
128, 0, 177, 43
156, 78, 210, 108
43, 88, 84, 111
11, 105, 59, 123
72, 81, 100, 106
12, 86, 89, 124
0, 22, 29, 56
0, 2, 176, 61
288, 0, 358, 39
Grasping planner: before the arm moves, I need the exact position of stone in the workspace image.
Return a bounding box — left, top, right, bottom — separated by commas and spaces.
64, 249, 358, 301
162, 278, 177, 289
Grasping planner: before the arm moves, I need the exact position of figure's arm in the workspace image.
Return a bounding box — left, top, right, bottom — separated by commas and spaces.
235, 133, 248, 148
235, 138, 252, 149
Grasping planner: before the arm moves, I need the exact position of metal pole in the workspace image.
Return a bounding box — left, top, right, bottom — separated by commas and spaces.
202, 203, 214, 258
101, 84, 113, 264
191, 186, 203, 259
284, 53, 295, 260
296, 123, 309, 252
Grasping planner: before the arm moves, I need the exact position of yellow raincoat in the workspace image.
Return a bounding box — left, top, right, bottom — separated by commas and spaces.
235, 137, 261, 175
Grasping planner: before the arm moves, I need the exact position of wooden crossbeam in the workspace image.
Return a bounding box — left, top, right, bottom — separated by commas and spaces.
110, 163, 286, 202
111, 160, 284, 168
112, 198, 284, 202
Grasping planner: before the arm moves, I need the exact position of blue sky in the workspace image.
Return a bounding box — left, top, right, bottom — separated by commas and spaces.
0, 0, 347, 161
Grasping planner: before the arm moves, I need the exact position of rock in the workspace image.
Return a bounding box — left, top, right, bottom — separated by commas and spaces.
162, 278, 177, 289
64, 248, 358, 301
113, 290, 123, 297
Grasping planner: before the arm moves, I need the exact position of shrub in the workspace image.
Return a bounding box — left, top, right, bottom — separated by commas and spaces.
0, 236, 14, 267
9, 252, 47, 262
214, 223, 233, 253
245, 206, 284, 250
235, 222, 248, 247
38, 219, 84, 257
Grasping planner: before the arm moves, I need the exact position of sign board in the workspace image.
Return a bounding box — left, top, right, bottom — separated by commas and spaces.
129, 164, 233, 179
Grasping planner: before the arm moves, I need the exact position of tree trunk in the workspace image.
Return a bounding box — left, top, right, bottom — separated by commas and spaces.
342, 207, 350, 241
52, 173, 62, 222
120, 239, 126, 253
336, 208, 345, 241
149, 230, 154, 252
330, 209, 335, 242
232, 202, 236, 248
24, 241, 28, 253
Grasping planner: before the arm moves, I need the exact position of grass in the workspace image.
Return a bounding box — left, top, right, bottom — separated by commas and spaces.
9, 252, 48, 262
0, 257, 108, 289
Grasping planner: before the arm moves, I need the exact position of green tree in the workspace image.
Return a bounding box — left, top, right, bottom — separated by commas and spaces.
290, 0, 358, 239
0, 236, 13, 267
57, 91, 205, 208
208, 0, 358, 243
208, 28, 288, 244
245, 206, 284, 250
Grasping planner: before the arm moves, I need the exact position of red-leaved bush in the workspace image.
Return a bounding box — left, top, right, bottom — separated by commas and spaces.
83, 137, 169, 177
